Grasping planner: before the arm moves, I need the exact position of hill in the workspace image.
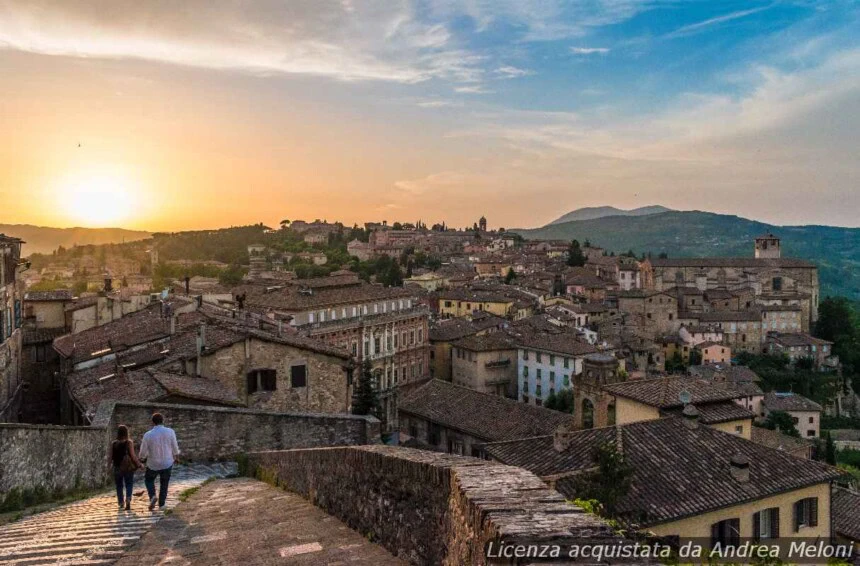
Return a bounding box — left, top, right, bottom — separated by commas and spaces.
513, 211, 860, 300
549, 205, 673, 225
0, 224, 152, 256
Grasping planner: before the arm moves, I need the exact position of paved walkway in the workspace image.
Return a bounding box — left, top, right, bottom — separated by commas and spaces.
0, 462, 237, 566
114, 478, 407, 565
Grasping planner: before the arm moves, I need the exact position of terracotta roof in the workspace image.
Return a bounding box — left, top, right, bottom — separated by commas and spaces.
438, 288, 512, 303
603, 377, 744, 409
663, 400, 754, 424
833, 487, 860, 542
767, 332, 832, 347
750, 426, 813, 454
685, 310, 762, 322
451, 332, 517, 352
238, 281, 415, 312
151, 371, 243, 406
651, 257, 815, 269
763, 391, 822, 412
22, 327, 68, 345
23, 290, 74, 301
485, 417, 841, 526
398, 379, 574, 442
429, 313, 508, 342
515, 331, 597, 357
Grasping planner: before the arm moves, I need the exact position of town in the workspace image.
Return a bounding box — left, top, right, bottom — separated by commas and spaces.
1, 215, 859, 564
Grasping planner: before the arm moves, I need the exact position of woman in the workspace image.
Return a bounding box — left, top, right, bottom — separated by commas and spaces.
110, 425, 142, 510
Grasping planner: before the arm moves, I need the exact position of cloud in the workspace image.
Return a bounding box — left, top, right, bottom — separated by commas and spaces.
665, 5, 772, 38
570, 47, 610, 55
0, 0, 483, 84
494, 65, 533, 78
455, 85, 494, 94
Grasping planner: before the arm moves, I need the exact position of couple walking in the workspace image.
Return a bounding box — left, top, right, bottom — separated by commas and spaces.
109, 413, 180, 511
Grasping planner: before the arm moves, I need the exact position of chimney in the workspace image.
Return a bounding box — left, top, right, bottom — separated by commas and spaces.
682, 403, 699, 430
184, 276, 190, 295
729, 454, 750, 483
199, 322, 207, 351
104, 278, 113, 292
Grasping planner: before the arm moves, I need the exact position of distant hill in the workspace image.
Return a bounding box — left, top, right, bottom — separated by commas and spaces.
549, 205, 673, 225
0, 225, 152, 256
513, 211, 860, 300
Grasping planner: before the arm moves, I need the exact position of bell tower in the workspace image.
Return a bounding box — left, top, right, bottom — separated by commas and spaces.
754, 233, 781, 259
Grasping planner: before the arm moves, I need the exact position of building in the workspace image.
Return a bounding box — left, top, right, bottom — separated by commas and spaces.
679, 310, 764, 354
616, 290, 680, 337
642, 235, 820, 329
450, 332, 517, 397
602, 376, 755, 438
0, 235, 24, 421
346, 239, 372, 261
697, 341, 731, 364
485, 415, 840, 544
762, 391, 822, 438
573, 353, 623, 429
428, 312, 507, 381
437, 288, 513, 318
236, 274, 430, 429
516, 331, 597, 406
833, 487, 860, 551
765, 332, 838, 370
404, 272, 447, 292
397, 379, 573, 458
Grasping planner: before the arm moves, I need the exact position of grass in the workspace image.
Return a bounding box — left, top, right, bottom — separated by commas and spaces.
178, 477, 216, 502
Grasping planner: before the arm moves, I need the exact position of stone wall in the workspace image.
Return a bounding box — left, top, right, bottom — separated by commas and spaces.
0, 423, 107, 498
247, 445, 624, 566
107, 401, 379, 461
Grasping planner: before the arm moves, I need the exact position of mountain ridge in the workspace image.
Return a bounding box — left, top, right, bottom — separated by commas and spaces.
0, 224, 152, 256
513, 210, 860, 300
549, 205, 673, 225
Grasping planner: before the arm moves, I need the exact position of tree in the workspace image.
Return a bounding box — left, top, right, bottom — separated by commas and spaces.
570, 442, 634, 517
381, 261, 403, 287
763, 410, 800, 437
392, 222, 403, 231
351, 361, 380, 418
688, 348, 702, 366
279, 219, 290, 230
567, 239, 586, 267
504, 267, 516, 284
544, 389, 574, 413
219, 264, 245, 286
658, 252, 669, 259
825, 431, 837, 465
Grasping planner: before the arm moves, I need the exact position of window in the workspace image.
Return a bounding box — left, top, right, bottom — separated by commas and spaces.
536, 368, 542, 379
34, 344, 47, 363
773, 277, 783, 291
734, 425, 744, 435
247, 369, 277, 393
809, 416, 814, 424
711, 518, 740, 549
374, 336, 381, 353
793, 498, 818, 531
563, 375, 570, 386
563, 357, 569, 369
549, 354, 555, 365
536, 352, 542, 363
418, 329, 423, 342
550, 371, 555, 384
290, 364, 307, 388
806, 430, 815, 437
444, 301, 452, 308
523, 367, 529, 378
394, 334, 399, 348
410, 330, 415, 345
409, 423, 418, 438
523, 350, 529, 360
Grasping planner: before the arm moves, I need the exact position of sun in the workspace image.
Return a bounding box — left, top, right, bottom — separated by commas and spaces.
58, 168, 140, 227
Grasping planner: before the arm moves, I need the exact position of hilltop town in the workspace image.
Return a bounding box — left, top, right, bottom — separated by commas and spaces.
2, 217, 860, 563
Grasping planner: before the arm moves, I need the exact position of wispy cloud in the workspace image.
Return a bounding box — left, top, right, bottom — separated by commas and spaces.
570, 47, 610, 55
494, 65, 533, 78
455, 85, 494, 94
665, 5, 772, 38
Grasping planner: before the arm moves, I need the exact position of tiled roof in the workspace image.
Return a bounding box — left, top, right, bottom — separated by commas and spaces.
485, 417, 841, 526
429, 314, 507, 342
238, 281, 415, 312
603, 377, 744, 409
438, 288, 512, 303
650, 257, 815, 269
763, 391, 822, 412
398, 379, 574, 442
663, 400, 755, 424
684, 310, 762, 322
833, 487, 860, 542
451, 332, 517, 352
750, 427, 813, 454
767, 332, 832, 347
515, 331, 597, 357
151, 371, 243, 405
23, 290, 74, 301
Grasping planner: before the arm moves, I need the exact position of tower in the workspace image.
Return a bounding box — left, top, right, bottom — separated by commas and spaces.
754, 233, 781, 259
479, 216, 487, 232
573, 353, 623, 429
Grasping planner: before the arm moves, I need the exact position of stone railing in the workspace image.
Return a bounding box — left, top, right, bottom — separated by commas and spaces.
0, 401, 380, 506
247, 445, 628, 565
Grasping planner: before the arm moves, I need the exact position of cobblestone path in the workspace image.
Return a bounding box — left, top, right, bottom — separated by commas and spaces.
0, 462, 237, 566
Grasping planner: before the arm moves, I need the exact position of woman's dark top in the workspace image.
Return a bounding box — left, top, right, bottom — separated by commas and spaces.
111, 440, 130, 468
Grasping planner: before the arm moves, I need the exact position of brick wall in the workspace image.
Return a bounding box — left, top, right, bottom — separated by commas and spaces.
247, 445, 624, 566
0, 423, 108, 498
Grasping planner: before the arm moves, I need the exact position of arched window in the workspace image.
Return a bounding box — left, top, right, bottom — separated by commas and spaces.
582, 398, 595, 429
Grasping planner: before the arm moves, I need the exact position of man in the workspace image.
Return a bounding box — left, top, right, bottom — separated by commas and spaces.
138, 412, 181, 511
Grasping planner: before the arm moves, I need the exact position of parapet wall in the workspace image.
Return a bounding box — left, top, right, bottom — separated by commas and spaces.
247, 445, 622, 566
0, 401, 380, 504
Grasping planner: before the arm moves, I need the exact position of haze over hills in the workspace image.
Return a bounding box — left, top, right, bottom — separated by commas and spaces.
514, 210, 860, 300
0, 224, 152, 256
549, 205, 673, 225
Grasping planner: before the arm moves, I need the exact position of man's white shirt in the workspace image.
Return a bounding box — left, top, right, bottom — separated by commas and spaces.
139, 425, 180, 470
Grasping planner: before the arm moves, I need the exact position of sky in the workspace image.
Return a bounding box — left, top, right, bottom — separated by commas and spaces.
0, 0, 858, 231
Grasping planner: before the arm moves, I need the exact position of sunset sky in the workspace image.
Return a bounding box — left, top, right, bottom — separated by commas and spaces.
1, 0, 858, 231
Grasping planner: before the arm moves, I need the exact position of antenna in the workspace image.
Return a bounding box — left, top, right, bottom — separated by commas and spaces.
679, 390, 692, 405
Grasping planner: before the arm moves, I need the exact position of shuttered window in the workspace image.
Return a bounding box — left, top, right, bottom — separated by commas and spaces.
710, 518, 740, 549
793, 497, 818, 531
753, 508, 780, 541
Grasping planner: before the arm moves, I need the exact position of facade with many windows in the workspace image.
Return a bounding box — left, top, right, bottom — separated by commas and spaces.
0, 235, 24, 422
516, 332, 596, 406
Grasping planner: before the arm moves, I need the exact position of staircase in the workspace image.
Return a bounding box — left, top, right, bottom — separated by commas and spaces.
0, 462, 237, 565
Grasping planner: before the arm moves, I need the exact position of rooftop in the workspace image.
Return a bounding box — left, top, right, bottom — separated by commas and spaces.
515, 330, 597, 357
650, 257, 814, 269
833, 487, 860, 543
398, 379, 574, 442
763, 391, 822, 412
602, 376, 745, 409
23, 289, 74, 302
485, 417, 840, 526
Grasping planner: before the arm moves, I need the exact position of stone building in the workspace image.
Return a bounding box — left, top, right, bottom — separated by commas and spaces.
428, 312, 507, 381
616, 290, 680, 337
236, 274, 430, 430
765, 332, 837, 370
397, 379, 573, 458
763, 391, 822, 439
572, 352, 622, 429
450, 332, 517, 397
642, 235, 819, 329
0, 235, 24, 421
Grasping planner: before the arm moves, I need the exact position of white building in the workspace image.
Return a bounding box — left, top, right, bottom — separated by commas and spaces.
515, 332, 596, 406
